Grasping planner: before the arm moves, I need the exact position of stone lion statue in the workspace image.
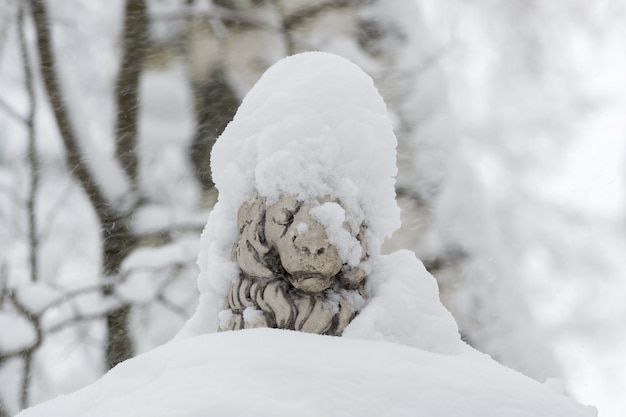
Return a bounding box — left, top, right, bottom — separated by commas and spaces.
219, 195, 369, 335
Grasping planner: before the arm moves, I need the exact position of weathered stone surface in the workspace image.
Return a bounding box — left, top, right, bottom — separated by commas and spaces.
221, 195, 369, 335
235, 198, 273, 279
266, 195, 343, 292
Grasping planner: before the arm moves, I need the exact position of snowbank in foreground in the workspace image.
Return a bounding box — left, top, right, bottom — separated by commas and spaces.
17, 329, 596, 417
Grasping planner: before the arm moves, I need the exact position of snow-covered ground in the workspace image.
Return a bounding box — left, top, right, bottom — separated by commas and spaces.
16, 329, 596, 417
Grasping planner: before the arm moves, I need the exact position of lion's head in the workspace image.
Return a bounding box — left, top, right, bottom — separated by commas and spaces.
220, 195, 369, 335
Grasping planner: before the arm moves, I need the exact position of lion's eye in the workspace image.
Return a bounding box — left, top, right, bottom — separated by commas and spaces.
274, 209, 294, 226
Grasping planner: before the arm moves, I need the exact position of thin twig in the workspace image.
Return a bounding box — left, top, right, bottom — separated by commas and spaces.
0, 290, 43, 409
156, 295, 189, 318
20, 352, 33, 409
19, 2, 39, 283
134, 223, 204, 243
46, 311, 117, 334
39, 283, 109, 311
0, 262, 7, 310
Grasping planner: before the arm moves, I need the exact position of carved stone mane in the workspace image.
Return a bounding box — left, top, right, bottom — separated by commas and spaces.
220, 195, 369, 335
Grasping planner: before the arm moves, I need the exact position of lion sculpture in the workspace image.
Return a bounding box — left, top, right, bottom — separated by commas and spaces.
220, 194, 369, 335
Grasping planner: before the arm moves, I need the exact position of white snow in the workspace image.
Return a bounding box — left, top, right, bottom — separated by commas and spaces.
16, 329, 596, 417
295, 222, 308, 234
309, 202, 362, 267
242, 307, 264, 326
344, 250, 464, 355
211, 51, 399, 241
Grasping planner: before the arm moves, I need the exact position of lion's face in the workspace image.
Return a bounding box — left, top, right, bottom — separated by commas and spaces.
264, 195, 343, 292
236, 195, 366, 293
227, 194, 369, 335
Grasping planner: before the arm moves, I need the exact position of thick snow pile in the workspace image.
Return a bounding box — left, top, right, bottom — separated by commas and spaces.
16, 329, 596, 417
179, 52, 462, 354
343, 250, 461, 353
180, 51, 401, 338
211, 51, 399, 238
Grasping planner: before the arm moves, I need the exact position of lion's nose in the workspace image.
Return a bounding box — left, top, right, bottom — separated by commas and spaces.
282, 227, 342, 280
293, 233, 331, 257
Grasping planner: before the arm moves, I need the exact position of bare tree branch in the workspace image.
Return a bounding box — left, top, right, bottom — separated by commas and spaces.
20, 352, 33, 409
19, 2, 39, 283
421, 248, 468, 276
134, 223, 204, 245
0, 262, 7, 310
152, 6, 270, 28
2, 291, 43, 408
0, 292, 42, 359
39, 283, 110, 312
281, 0, 354, 31
47, 310, 118, 334
156, 294, 189, 318
28, 0, 111, 219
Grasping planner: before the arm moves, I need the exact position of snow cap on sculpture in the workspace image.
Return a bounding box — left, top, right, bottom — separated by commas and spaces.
181, 52, 400, 336
211, 51, 400, 243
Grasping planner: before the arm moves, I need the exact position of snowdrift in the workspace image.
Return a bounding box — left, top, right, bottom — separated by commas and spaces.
17, 328, 595, 417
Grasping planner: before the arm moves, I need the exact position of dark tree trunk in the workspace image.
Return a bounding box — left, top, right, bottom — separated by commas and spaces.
115, 0, 148, 191
105, 0, 149, 368
101, 213, 136, 368
190, 68, 239, 191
